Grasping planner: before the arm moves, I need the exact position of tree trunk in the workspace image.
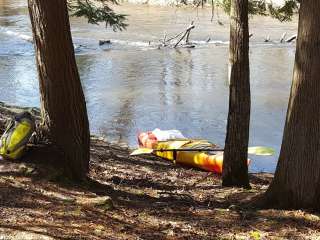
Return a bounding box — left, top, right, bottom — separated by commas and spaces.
222, 0, 250, 188
28, 0, 90, 180
262, 0, 320, 210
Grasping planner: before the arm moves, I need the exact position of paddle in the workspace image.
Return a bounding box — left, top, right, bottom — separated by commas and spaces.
130, 146, 275, 156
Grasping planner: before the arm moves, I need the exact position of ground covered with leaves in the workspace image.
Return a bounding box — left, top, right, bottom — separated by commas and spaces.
0, 136, 319, 240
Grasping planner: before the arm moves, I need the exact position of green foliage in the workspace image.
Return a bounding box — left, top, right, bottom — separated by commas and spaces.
215, 0, 299, 22
268, 0, 299, 22
219, 0, 231, 13
249, 0, 268, 16
217, 0, 269, 16
67, 0, 127, 31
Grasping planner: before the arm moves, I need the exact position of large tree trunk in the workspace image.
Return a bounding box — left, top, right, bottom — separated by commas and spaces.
28, 0, 90, 180
262, 0, 320, 210
222, 0, 250, 188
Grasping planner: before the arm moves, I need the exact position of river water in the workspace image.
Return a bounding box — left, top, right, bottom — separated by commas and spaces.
0, 0, 298, 172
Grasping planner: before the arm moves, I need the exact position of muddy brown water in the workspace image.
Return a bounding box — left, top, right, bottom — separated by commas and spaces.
0, 0, 298, 172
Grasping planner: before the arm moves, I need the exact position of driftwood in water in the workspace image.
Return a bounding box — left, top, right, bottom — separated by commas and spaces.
217, 20, 224, 26
162, 33, 168, 47
262, 33, 296, 44
99, 40, 111, 46
280, 32, 287, 43
185, 21, 194, 44
165, 31, 184, 43
264, 35, 271, 42
157, 22, 195, 49
286, 34, 297, 43
174, 22, 195, 48
181, 45, 195, 49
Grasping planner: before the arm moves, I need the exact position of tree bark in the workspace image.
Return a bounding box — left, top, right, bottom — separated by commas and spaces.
28, 0, 90, 180
222, 0, 250, 188
262, 0, 320, 210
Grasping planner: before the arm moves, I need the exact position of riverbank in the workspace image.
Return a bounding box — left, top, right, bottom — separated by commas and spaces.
0, 104, 319, 239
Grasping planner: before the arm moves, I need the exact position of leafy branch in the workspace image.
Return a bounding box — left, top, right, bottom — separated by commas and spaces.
67, 0, 128, 31
267, 0, 299, 22
214, 0, 299, 21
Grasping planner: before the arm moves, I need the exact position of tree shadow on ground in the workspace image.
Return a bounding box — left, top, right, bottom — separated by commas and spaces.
0, 142, 319, 239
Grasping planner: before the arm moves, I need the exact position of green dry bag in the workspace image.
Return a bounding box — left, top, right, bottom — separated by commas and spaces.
0, 111, 35, 160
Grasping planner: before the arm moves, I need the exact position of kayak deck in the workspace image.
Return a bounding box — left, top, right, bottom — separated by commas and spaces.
149, 139, 224, 174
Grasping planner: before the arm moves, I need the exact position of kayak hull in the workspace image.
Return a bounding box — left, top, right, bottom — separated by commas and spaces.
138, 133, 224, 174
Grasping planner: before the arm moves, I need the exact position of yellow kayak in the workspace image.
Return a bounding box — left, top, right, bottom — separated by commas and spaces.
138, 131, 224, 173
135, 130, 272, 173
154, 139, 224, 173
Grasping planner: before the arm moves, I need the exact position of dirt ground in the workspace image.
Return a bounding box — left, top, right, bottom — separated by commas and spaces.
0, 137, 319, 240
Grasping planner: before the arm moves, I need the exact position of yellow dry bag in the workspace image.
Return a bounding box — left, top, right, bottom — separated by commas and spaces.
0, 111, 35, 160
